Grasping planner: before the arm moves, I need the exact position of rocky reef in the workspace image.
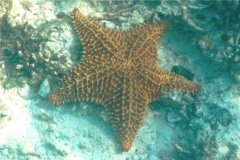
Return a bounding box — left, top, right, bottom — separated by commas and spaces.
0, 0, 240, 159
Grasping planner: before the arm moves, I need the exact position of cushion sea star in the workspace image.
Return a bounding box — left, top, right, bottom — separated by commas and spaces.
49, 8, 201, 151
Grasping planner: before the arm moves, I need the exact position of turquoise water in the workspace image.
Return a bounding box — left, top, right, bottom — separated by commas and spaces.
0, 1, 239, 160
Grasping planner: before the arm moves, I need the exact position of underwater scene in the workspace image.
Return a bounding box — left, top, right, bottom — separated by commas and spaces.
0, 0, 240, 160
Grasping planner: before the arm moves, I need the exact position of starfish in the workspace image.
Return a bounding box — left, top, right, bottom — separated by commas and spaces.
49, 8, 201, 151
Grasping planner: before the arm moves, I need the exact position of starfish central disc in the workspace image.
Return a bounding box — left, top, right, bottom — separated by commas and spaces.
112, 57, 135, 74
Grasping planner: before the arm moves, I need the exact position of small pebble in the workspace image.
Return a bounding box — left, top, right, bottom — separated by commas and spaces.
38, 78, 50, 98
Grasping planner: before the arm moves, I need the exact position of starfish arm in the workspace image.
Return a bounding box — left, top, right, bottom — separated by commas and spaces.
118, 21, 171, 69
72, 8, 122, 57
103, 75, 148, 151
49, 61, 114, 105
139, 67, 201, 101
128, 21, 170, 56
158, 71, 201, 92
127, 21, 171, 38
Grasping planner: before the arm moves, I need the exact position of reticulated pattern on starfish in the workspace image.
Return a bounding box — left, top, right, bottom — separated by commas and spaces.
49, 8, 201, 151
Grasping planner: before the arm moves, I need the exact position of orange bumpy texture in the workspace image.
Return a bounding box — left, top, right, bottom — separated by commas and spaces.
49, 8, 201, 151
